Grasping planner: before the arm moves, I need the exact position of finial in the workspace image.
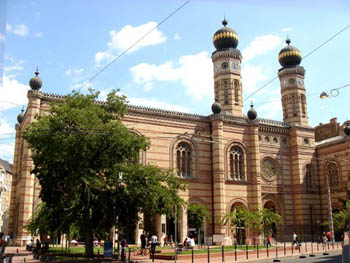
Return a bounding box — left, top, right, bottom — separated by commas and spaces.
215, 97, 218, 102
35, 66, 39, 76
222, 18, 228, 27
286, 38, 291, 45
250, 100, 254, 108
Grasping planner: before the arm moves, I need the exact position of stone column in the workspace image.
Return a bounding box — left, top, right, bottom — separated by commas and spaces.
211, 116, 226, 240
247, 122, 262, 243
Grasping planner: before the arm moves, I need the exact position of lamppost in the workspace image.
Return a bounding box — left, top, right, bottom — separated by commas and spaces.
326, 172, 335, 243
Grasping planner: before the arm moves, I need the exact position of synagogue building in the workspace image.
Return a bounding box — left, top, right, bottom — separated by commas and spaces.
8, 20, 350, 245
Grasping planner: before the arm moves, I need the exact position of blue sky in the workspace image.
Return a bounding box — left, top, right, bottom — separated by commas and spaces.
0, 0, 349, 162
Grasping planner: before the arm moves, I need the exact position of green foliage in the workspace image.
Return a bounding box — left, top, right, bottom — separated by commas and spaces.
187, 203, 210, 233
245, 207, 283, 236
23, 90, 186, 257
333, 200, 350, 235
220, 206, 247, 231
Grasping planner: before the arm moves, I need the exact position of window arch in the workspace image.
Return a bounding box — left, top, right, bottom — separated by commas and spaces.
229, 145, 244, 181
234, 80, 239, 103
305, 164, 312, 190
176, 142, 192, 178
327, 162, 339, 189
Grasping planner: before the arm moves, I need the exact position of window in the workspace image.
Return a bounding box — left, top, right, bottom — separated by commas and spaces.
292, 94, 297, 117
176, 142, 192, 178
224, 89, 229, 105
234, 80, 239, 103
301, 94, 306, 116
229, 146, 244, 181
305, 164, 312, 190
327, 162, 339, 189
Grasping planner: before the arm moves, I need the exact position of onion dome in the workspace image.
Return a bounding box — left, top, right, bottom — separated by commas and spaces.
17, 108, 24, 124
29, 68, 42, 90
278, 38, 302, 68
211, 98, 222, 114
344, 122, 350, 136
247, 102, 257, 121
213, 19, 239, 51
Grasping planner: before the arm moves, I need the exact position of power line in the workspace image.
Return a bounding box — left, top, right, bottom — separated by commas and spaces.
77, 0, 191, 91
0, 99, 26, 107
244, 24, 350, 102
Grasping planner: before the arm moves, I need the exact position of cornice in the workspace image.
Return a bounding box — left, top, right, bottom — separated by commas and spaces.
211, 49, 242, 62
278, 66, 305, 77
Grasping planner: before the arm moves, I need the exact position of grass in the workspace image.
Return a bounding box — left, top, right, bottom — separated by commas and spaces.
49, 246, 105, 254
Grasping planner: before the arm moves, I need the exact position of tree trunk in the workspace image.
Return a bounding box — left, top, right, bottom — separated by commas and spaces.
85, 215, 94, 258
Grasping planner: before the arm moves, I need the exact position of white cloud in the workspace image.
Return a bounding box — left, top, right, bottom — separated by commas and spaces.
34, 32, 43, 38
65, 68, 84, 76
128, 97, 190, 113
95, 21, 167, 64
173, 33, 181, 40
12, 24, 29, 37
282, 27, 292, 33
0, 33, 5, 43
0, 142, 14, 163
0, 75, 29, 111
241, 64, 267, 94
0, 117, 14, 135
257, 97, 282, 119
130, 51, 212, 100
5, 24, 11, 32
242, 34, 282, 62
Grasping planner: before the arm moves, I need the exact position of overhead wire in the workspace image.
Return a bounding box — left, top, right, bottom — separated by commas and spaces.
77, 0, 191, 92
243, 24, 350, 102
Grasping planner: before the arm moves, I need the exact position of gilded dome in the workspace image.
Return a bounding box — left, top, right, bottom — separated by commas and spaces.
213, 19, 238, 51
278, 39, 302, 68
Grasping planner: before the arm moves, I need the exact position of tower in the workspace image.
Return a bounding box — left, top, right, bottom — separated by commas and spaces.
212, 19, 243, 117
278, 39, 308, 126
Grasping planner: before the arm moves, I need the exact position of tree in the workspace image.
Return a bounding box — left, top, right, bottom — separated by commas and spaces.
333, 200, 350, 239
245, 207, 283, 243
220, 206, 247, 244
23, 90, 186, 257
187, 203, 209, 246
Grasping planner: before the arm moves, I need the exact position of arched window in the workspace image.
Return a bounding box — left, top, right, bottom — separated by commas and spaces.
327, 162, 339, 189
224, 89, 229, 105
301, 94, 306, 116
291, 94, 297, 117
229, 146, 244, 181
305, 164, 312, 190
176, 142, 192, 178
234, 80, 239, 103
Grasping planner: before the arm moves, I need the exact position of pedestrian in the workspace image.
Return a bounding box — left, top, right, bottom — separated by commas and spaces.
151, 233, 158, 255
292, 232, 297, 246
326, 231, 331, 242
121, 235, 128, 263
34, 239, 41, 259
140, 231, 146, 256
0, 232, 7, 263
267, 234, 271, 247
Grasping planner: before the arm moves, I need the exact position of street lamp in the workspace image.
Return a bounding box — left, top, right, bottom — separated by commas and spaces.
320, 89, 340, 99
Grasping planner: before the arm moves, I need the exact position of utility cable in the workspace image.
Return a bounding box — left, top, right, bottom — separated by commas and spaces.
244, 24, 350, 102
77, 0, 191, 91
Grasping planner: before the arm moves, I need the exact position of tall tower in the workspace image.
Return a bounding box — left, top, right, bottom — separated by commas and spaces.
278, 39, 308, 126
212, 19, 243, 117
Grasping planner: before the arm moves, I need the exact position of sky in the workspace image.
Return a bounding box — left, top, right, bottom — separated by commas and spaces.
0, 0, 349, 162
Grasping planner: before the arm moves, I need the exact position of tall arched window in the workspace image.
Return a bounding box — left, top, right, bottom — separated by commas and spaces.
291, 94, 297, 117
176, 142, 192, 178
301, 94, 306, 116
327, 162, 339, 189
229, 146, 244, 181
305, 164, 312, 190
234, 80, 239, 103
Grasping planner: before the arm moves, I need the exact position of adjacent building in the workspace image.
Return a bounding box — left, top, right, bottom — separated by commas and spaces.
0, 159, 13, 234
8, 20, 350, 245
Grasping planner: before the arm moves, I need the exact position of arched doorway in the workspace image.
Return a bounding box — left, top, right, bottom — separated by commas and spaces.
229, 203, 247, 245
263, 201, 277, 238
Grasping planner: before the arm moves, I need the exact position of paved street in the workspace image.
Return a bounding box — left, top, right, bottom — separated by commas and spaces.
254, 250, 342, 263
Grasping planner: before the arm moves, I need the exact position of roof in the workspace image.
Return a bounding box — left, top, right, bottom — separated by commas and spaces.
0, 159, 13, 174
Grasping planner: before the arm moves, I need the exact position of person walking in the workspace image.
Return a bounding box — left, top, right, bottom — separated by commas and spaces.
121, 235, 128, 263
292, 232, 298, 246
140, 231, 146, 256
151, 233, 158, 255
267, 234, 271, 247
